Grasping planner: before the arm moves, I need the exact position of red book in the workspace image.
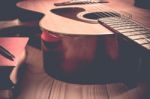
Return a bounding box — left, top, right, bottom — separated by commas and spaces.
0, 37, 29, 66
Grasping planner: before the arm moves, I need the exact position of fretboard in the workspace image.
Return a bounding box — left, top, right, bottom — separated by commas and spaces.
98, 17, 150, 50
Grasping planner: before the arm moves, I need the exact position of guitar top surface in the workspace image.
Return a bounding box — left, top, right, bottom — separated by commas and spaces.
17, 0, 150, 36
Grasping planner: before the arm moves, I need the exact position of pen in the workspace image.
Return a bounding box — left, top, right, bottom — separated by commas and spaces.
0, 45, 15, 61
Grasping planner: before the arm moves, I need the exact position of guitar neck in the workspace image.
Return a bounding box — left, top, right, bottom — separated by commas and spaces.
98, 17, 150, 50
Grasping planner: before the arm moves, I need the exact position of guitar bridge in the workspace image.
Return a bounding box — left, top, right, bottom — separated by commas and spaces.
54, 0, 108, 6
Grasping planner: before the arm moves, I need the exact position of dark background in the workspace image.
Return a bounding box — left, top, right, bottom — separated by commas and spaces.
134, 0, 150, 9
0, 0, 22, 20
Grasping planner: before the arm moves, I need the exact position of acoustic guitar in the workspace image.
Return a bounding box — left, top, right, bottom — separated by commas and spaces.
16, 0, 150, 82
16, 0, 150, 48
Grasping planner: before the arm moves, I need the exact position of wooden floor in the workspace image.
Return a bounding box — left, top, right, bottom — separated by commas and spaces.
15, 46, 150, 99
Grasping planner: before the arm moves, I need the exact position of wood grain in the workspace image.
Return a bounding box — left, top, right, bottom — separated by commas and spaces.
107, 83, 150, 99
16, 0, 150, 36
16, 46, 54, 99
15, 0, 150, 98
15, 46, 150, 99
50, 80, 108, 99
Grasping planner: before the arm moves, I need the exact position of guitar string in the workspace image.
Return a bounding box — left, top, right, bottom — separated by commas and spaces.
99, 2, 150, 41
85, 1, 120, 18
71, 0, 149, 32
82, 1, 148, 29
60, 0, 150, 48
72, 0, 135, 21
71, 0, 119, 17
81, 0, 150, 42
74, 0, 121, 52
68, 0, 150, 43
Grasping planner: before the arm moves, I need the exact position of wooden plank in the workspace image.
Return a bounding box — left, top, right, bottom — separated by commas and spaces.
50, 80, 109, 99
16, 46, 55, 99
15, 46, 150, 99
17, 70, 54, 99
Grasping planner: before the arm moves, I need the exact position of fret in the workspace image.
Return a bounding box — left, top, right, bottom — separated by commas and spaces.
100, 17, 133, 24
118, 28, 147, 33
111, 24, 138, 28
100, 18, 147, 31
113, 26, 143, 30
142, 43, 150, 50
106, 23, 135, 28
103, 21, 134, 26
100, 17, 120, 21
134, 39, 150, 45
128, 34, 150, 40
98, 17, 150, 50
104, 20, 136, 26
101, 17, 125, 21
122, 31, 150, 36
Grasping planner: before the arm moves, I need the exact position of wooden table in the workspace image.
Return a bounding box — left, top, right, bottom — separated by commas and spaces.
15, 0, 150, 98
14, 45, 150, 99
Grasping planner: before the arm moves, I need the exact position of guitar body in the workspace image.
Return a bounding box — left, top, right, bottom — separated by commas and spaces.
17, 0, 150, 83
17, 0, 150, 35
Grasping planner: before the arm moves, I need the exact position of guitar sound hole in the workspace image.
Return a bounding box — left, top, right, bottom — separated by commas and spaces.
83, 12, 120, 20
